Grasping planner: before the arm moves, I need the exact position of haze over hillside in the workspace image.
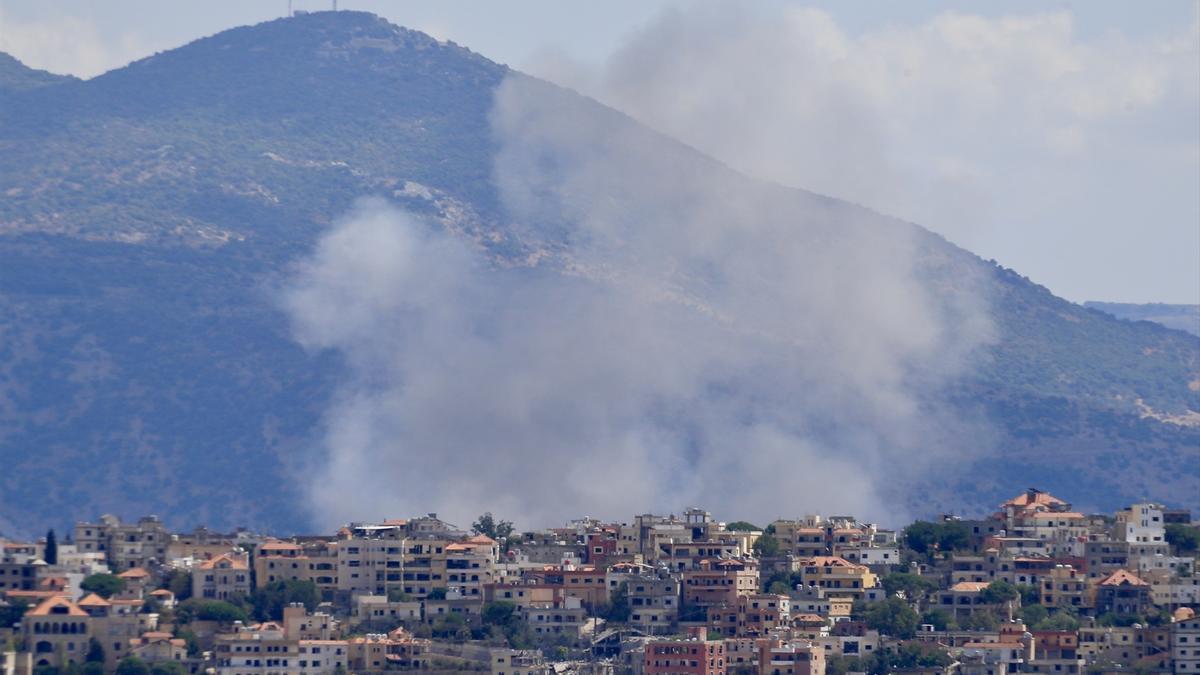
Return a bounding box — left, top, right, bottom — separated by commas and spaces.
0, 11, 1196, 535
1084, 302, 1200, 337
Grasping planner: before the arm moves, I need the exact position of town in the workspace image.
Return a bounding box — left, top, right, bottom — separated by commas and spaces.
1, 488, 1198, 675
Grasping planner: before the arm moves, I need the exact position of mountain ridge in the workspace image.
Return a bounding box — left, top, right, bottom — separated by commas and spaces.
0, 11, 1195, 535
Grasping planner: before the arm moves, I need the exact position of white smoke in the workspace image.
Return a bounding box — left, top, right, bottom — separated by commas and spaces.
280, 65, 993, 530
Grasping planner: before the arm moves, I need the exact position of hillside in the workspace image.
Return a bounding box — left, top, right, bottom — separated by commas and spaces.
0, 11, 1196, 533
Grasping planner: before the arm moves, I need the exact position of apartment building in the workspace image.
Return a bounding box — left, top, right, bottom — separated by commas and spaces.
193, 552, 250, 601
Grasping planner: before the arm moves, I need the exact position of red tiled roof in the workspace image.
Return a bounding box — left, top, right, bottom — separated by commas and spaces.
1098, 569, 1149, 587
25, 595, 88, 617
77, 593, 111, 607
197, 552, 248, 570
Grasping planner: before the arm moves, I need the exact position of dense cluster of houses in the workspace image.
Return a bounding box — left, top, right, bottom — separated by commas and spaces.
1, 488, 1198, 675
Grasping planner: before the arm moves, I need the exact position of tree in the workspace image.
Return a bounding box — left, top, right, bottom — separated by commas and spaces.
44, 530, 58, 566
1034, 611, 1080, 631
0, 599, 29, 628
600, 583, 631, 623
472, 513, 514, 543
864, 597, 919, 639
176, 599, 248, 624
725, 521, 761, 532
1016, 583, 1040, 606
963, 610, 999, 631
426, 588, 447, 600
1019, 603, 1049, 627
482, 601, 518, 626
149, 663, 187, 675
1166, 524, 1200, 554
920, 609, 955, 631
903, 522, 939, 554
980, 580, 1020, 606
752, 535, 780, 558
85, 638, 105, 663
115, 657, 151, 675
164, 569, 192, 601
81, 663, 105, 675
175, 627, 200, 657
249, 580, 319, 621
903, 521, 969, 556
767, 580, 792, 595
882, 573, 937, 609
81, 573, 126, 599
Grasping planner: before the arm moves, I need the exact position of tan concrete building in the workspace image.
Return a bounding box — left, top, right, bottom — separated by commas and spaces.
193, 553, 250, 601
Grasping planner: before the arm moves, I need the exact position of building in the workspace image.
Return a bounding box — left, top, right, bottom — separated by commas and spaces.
1115, 503, 1166, 544
683, 559, 759, 612
21, 596, 91, 669
193, 553, 251, 601
74, 515, 169, 572
607, 563, 681, 634
1174, 613, 1200, 673
1039, 564, 1088, 610
792, 557, 876, 601
1093, 569, 1152, 616
708, 594, 790, 638
644, 627, 725, 675
757, 639, 825, 675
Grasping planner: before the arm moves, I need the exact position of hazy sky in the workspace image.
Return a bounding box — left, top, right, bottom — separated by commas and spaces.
1, 0, 1197, 304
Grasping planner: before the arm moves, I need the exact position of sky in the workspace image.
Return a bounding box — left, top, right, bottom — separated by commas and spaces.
1, 0, 1197, 304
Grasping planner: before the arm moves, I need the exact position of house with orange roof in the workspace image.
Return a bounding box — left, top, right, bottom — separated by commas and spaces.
21, 595, 91, 668
128, 630, 187, 664
792, 556, 877, 601
1095, 569, 1153, 616
193, 552, 250, 601
149, 588, 176, 609
117, 566, 152, 599
935, 581, 998, 620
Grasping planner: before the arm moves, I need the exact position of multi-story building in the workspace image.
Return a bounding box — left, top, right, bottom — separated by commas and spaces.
707, 593, 790, 638
74, 515, 169, 572
1115, 503, 1166, 544
756, 639, 824, 675
606, 563, 680, 634
1094, 569, 1153, 616
22, 596, 91, 669
193, 553, 250, 601
350, 594, 422, 628
792, 557, 876, 600
1084, 540, 1130, 581
682, 559, 759, 611
1040, 564, 1088, 610
518, 601, 589, 639
253, 540, 339, 598
213, 607, 354, 675
1174, 613, 1200, 673
644, 627, 725, 675
346, 629, 429, 671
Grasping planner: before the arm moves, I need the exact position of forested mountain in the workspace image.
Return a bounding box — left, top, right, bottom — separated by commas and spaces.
0, 11, 1195, 534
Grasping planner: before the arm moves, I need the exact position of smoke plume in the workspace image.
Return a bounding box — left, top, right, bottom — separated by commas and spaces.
281, 73, 993, 532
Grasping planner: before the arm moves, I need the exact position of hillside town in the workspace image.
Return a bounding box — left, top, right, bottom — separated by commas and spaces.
1, 488, 1198, 675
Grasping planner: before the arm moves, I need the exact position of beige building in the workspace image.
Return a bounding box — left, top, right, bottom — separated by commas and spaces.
682, 559, 759, 610
792, 556, 876, 600
74, 515, 169, 572
22, 596, 91, 669
193, 553, 251, 601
